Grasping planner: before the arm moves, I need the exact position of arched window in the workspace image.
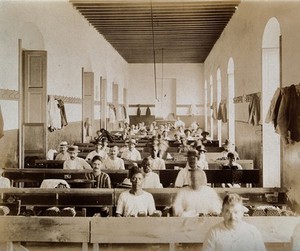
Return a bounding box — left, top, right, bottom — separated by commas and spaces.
262, 17, 281, 187
217, 68, 222, 146
209, 75, 214, 137
227, 58, 235, 144
204, 80, 208, 131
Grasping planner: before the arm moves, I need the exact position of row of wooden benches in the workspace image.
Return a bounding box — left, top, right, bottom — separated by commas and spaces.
3, 168, 259, 188
33, 158, 254, 169
0, 187, 287, 214
1, 215, 299, 251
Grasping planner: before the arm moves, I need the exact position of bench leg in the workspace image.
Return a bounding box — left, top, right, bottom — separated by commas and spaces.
93, 243, 99, 251
6, 242, 13, 251
82, 242, 88, 251
12, 243, 30, 251
169, 243, 175, 251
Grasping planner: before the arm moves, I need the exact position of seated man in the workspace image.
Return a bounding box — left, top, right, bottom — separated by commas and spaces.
85, 138, 108, 162
87, 155, 111, 188
174, 116, 185, 129
203, 193, 266, 251
174, 150, 203, 187
55, 141, 70, 161
201, 131, 212, 144
0, 168, 10, 188
121, 138, 141, 161
103, 146, 125, 170
184, 129, 194, 141
196, 144, 209, 170
173, 169, 222, 217
222, 152, 242, 170
219, 139, 240, 160
140, 158, 163, 188
63, 145, 92, 170
221, 152, 242, 188
147, 145, 166, 170
116, 169, 156, 217
178, 136, 192, 154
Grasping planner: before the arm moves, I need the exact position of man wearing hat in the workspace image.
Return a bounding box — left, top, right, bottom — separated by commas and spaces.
55, 141, 70, 161
121, 138, 141, 161
219, 139, 240, 160
184, 129, 194, 141
175, 150, 206, 188
196, 144, 209, 170
86, 138, 108, 162
63, 145, 92, 170
201, 131, 212, 144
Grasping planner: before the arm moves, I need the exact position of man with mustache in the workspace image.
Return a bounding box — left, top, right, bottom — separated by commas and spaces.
203, 193, 266, 251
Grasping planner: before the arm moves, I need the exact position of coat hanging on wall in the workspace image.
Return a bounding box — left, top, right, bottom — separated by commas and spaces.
146, 106, 151, 116
265, 84, 300, 143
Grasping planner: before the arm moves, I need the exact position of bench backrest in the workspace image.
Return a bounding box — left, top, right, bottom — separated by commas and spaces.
0, 216, 89, 243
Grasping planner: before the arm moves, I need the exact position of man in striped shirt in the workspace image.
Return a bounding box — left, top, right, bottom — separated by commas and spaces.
87, 155, 111, 188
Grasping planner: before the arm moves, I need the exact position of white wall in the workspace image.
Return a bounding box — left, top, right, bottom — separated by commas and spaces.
128, 63, 204, 116
204, 0, 300, 211
0, 0, 128, 168
0, 0, 128, 127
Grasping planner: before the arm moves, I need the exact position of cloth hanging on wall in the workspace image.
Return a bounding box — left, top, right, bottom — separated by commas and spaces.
146, 106, 151, 116
217, 101, 228, 123
211, 102, 218, 120
57, 99, 68, 128
288, 85, 300, 142
265, 87, 282, 129
109, 104, 116, 123
265, 84, 300, 143
0, 105, 4, 139
123, 105, 127, 119
47, 95, 61, 132
248, 93, 260, 126
137, 105, 141, 116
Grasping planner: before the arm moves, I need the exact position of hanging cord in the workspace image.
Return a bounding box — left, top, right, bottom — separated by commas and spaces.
161, 48, 164, 108
150, 1, 158, 101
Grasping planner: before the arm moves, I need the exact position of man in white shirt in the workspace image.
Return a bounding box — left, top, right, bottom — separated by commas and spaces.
196, 144, 209, 170
85, 138, 108, 162
55, 141, 70, 161
63, 145, 92, 170
103, 146, 125, 170
174, 150, 203, 187
173, 169, 221, 217
148, 146, 166, 170
203, 193, 266, 251
116, 170, 156, 217
174, 117, 185, 129
121, 139, 141, 161
141, 158, 163, 188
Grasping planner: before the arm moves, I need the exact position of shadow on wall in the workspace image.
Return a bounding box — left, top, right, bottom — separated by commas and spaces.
0, 130, 18, 169
235, 122, 262, 179
47, 121, 83, 150
283, 142, 300, 214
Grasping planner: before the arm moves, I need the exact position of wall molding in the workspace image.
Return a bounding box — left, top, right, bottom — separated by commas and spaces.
0, 89, 19, 101
176, 104, 204, 108
129, 104, 155, 108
